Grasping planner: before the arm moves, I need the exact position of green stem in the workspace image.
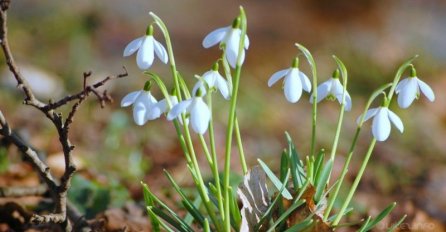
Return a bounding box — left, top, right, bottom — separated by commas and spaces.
223, 7, 247, 232
332, 138, 376, 226
235, 117, 247, 174
207, 93, 225, 221
182, 120, 221, 230
323, 127, 361, 220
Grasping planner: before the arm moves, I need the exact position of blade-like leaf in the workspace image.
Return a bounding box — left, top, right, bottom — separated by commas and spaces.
314, 159, 333, 202
364, 202, 396, 231
284, 218, 314, 232
387, 214, 407, 232
358, 216, 372, 232
258, 159, 293, 200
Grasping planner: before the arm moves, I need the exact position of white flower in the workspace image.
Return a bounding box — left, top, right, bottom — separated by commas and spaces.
310, 77, 352, 111
268, 67, 311, 103
192, 70, 230, 99
123, 27, 168, 70
121, 90, 162, 126
395, 76, 435, 109
167, 97, 211, 134
202, 26, 249, 68
154, 95, 179, 114
358, 107, 404, 141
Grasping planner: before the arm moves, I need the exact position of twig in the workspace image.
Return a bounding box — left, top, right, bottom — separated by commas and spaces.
0, 185, 47, 197
0, 3, 127, 231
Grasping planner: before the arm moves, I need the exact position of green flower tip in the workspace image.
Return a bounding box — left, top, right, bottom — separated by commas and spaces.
195, 86, 204, 97
381, 93, 388, 106
144, 80, 152, 91
291, 57, 299, 68
170, 88, 177, 96
212, 62, 219, 71
409, 64, 417, 77
332, 69, 340, 79
146, 25, 154, 36
232, 17, 241, 29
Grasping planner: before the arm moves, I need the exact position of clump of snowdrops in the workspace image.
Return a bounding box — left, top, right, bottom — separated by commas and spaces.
120, 6, 435, 232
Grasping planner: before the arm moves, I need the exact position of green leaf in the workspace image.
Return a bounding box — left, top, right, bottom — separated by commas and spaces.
364, 202, 396, 231
255, 170, 291, 231
280, 150, 289, 183
387, 214, 407, 232
358, 216, 372, 232
285, 132, 306, 190
164, 171, 205, 225
146, 206, 165, 232
284, 218, 314, 232
203, 218, 210, 232
313, 149, 325, 183
141, 182, 194, 232
314, 159, 333, 202
258, 159, 293, 200
229, 186, 242, 231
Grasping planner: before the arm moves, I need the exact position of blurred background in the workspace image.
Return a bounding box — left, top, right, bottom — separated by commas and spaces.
0, 0, 445, 231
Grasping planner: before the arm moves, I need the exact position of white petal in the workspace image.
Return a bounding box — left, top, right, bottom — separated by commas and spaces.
136, 36, 155, 70
167, 99, 193, 121
387, 109, 404, 133
190, 98, 211, 134
154, 98, 168, 113
226, 45, 245, 68
202, 70, 217, 87
123, 37, 143, 57
397, 78, 417, 109
268, 69, 288, 87
202, 27, 229, 48
313, 80, 331, 103
372, 108, 391, 141
283, 69, 302, 103
132, 101, 148, 126
153, 39, 169, 64
215, 74, 230, 99
331, 78, 344, 96
395, 78, 409, 93
192, 81, 207, 97
343, 92, 352, 111
244, 35, 250, 49
416, 78, 435, 102
299, 71, 312, 92
357, 107, 379, 125
120, 91, 141, 107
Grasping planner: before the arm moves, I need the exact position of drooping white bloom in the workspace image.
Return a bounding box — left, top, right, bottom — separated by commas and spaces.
202, 24, 249, 68
167, 96, 211, 134
268, 65, 311, 103
123, 26, 168, 70
395, 76, 435, 109
357, 107, 404, 141
310, 76, 352, 111
192, 70, 230, 99
121, 90, 162, 126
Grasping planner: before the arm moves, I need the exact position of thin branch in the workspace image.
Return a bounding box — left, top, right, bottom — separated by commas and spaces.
0, 185, 47, 197
0, 4, 127, 231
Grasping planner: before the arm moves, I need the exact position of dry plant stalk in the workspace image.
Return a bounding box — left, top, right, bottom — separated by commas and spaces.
0, 3, 127, 231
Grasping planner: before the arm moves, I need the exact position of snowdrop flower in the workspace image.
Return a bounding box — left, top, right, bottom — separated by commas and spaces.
121, 88, 162, 126
395, 66, 435, 109
167, 91, 211, 135
310, 69, 352, 111
202, 17, 249, 68
123, 25, 168, 70
358, 107, 404, 141
268, 58, 312, 103
192, 64, 230, 99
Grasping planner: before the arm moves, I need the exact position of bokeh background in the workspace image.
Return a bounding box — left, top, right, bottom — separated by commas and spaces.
1, 0, 445, 231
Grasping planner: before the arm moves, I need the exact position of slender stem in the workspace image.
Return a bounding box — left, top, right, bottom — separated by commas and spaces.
332, 138, 376, 226
223, 8, 247, 232
182, 120, 221, 230
235, 117, 247, 174
207, 93, 225, 221
198, 136, 213, 167
323, 127, 361, 220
